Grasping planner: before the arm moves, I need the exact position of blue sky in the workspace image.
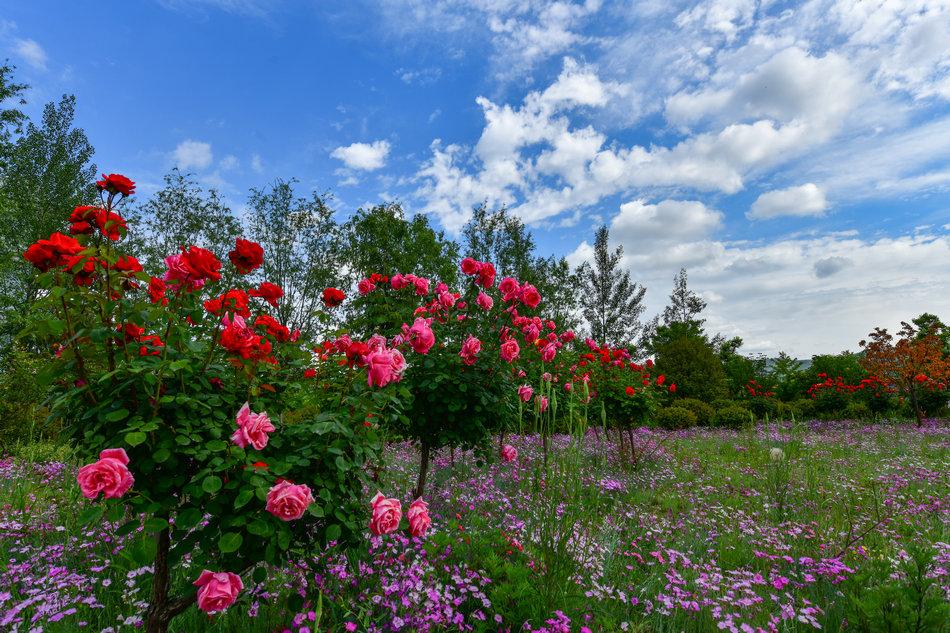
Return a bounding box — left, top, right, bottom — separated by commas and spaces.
3, 0, 949, 356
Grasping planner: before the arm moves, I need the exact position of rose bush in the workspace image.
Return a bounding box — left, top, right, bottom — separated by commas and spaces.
24, 174, 383, 632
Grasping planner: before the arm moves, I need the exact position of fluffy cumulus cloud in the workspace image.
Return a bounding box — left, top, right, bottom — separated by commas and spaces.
748, 183, 828, 219
172, 140, 214, 170
331, 140, 391, 171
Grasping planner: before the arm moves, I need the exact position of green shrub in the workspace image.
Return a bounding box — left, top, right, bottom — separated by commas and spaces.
713, 404, 751, 429
792, 398, 816, 420
844, 401, 872, 420
0, 346, 55, 451
675, 398, 715, 426
654, 406, 697, 430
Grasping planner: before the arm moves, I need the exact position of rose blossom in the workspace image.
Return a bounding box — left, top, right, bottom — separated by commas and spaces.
518, 384, 533, 402
77, 448, 134, 499
407, 498, 431, 537
459, 335, 481, 366
369, 491, 402, 536
230, 402, 275, 450
228, 238, 264, 274
537, 395, 549, 412
266, 480, 314, 521
500, 338, 520, 363
501, 444, 518, 462
407, 317, 435, 354
476, 291, 493, 311
193, 571, 243, 613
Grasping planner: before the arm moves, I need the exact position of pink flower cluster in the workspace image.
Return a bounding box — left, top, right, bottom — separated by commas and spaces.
194, 570, 243, 613
390, 272, 430, 296
370, 492, 431, 538
364, 335, 407, 387
459, 335, 481, 366
459, 257, 496, 288
498, 277, 541, 308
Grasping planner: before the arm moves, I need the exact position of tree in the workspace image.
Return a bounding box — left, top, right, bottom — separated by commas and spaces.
0, 94, 96, 343
132, 169, 242, 273
860, 321, 950, 426
769, 352, 804, 401
0, 62, 28, 170
246, 179, 344, 340
578, 225, 646, 347
653, 336, 728, 403
662, 267, 706, 326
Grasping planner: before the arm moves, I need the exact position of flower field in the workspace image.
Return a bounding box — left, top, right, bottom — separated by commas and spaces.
2, 419, 947, 632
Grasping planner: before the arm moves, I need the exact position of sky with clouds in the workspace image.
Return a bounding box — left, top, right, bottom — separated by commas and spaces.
3, 0, 948, 357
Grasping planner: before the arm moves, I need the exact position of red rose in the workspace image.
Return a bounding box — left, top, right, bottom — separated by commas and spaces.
23, 232, 83, 271
254, 314, 290, 342
96, 173, 136, 196
322, 287, 345, 308
303, 368, 316, 379
148, 277, 168, 306
249, 282, 283, 308
138, 334, 165, 356
477, 262, 496, 288
116, 322, 145, 343
114, 255, 142, 274
228, 238, 264, 275
625, 386, 635, 396
669, 384, 677, 393
180, 246, 222, 283
63, 254, 99, 286
204, 289, 250, 317
95, 210, 127, 241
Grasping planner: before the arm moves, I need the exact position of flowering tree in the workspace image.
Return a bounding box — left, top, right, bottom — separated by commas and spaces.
24, 174, 380, 632
860, 322, 950, 426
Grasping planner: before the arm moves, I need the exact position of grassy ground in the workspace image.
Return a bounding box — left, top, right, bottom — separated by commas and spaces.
0, 419, 947, 632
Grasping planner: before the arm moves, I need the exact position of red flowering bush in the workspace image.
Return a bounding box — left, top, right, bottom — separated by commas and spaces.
24, 174, 380, 632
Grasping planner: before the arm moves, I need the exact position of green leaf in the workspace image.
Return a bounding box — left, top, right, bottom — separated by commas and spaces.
325, 523, 341, 542
125, 431, 147, 447
206, 439, 227, 452
153, 447, 171, 463
252, 566, 267, 583
78, 504, 104, 525
278, 529, 291, 550
176, 508, 202, 529
247, 519, 273, 537
219, 531, 243, 553
104, 408, 130, 422
116, 520, 140, 536
143, 517, 170, 533
234, 488, 254, 509
202, 475, 223, 494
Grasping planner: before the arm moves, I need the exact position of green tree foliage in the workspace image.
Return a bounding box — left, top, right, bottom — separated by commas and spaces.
0, 63, 28, 169
462, 206, 580, 332
578, 225, 646, 347
131, 169, 242, 272
768, 352, 804, 401
662, 267, 706, 326
654, 336, 728, 403
0, 93, 96, 344
246, 179, 344, 340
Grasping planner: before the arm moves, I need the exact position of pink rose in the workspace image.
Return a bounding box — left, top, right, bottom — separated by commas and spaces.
476, 291, 493, 311
518, 384, 533, 402
408, 317, 435, 354
413, 277, 430, 296
541, 342, 557, 362
523, 323, 540, 343
366, 348, 406, 387
560, 330, 575, 343
537, 395, 549, 412
369, 491, 402, 535
498, 277, 520, 301
77, 448, 134, 499
460, 257, 481, 275
265, 480, 314, 521
407, 498, 431, 537
438, 290, 456, 308
390, 273, 408, 290
459, 335, 481, 366
193, 570, 243, 613
357, 278, 375, 295
230, 402, 275, 451
501, 444, 518, 462
520, 284, 541, 308
500, 338, 520, 363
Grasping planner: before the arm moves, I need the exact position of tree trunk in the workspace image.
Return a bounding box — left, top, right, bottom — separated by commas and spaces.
413, 441, 430, 499
145, 527, 194, 633
617, 427, 625, 464
628, 428, 637, 469
498, 430, 505, 453
910, 386, 923, 427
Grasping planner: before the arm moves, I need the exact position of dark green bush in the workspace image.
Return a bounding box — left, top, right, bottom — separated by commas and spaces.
713, 404, 751, 429
0, 346, 55, 450
654, 406, 697, 430
843, 401, 872, 420
675, 398, 715, 426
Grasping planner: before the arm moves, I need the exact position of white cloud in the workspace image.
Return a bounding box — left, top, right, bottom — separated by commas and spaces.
331, 140, 391, 171
748, 183, 828, 220
173, 140, 214, 170
250, 153, 264, 173
14, 38, 47, 70
219, 154, 239, 171
612, 199, 723, 247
